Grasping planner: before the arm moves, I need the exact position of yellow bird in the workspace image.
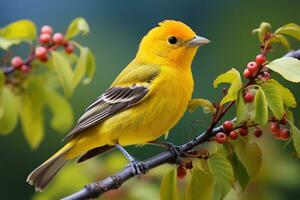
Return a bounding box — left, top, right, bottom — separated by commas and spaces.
27, 20, 210, 191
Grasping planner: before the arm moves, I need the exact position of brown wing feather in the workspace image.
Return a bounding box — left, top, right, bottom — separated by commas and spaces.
62, 85, 148, 141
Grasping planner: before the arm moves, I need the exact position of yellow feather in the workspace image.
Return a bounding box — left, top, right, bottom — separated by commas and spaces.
28, 20, 209, 191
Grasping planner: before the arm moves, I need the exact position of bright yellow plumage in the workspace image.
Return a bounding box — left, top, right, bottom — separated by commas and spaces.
27, 20, 210, 191
67, 64, 194, 157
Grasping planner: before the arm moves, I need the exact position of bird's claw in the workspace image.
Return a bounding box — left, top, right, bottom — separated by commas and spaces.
168, 144, 183, 164
147, 141, 183, 164
128, 159, 148, 176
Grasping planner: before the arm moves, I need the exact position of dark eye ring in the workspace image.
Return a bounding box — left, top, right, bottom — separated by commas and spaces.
168, 36, 177, 44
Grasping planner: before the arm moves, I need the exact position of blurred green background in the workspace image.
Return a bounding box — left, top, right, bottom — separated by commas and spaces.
0, 0, 300, 199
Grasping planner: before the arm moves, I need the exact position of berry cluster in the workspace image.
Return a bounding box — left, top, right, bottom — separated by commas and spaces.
243, 54, 267, 79
213, 51, 292, 145
215, 121, 233, 144
10, 25, 75, 74
38, 25, 75, 60
215, 121, 264, 144
215, 115, 290, 144
242, 54, 271, 103
270, 115, 290, 140
11, 56, 31, 73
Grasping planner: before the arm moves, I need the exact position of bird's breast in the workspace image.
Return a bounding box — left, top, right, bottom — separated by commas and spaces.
116, 66, 194, 145
149, 66, 194, 125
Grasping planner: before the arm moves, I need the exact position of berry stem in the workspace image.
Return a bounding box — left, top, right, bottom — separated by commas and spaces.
210, 32, 275, 135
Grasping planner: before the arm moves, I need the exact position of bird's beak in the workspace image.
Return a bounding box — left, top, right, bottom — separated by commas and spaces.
186, 35, 210, 47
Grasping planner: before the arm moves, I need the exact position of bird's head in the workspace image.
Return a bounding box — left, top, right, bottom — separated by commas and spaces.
136, 20, 210, 68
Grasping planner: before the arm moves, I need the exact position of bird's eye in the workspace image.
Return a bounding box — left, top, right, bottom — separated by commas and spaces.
168, 36, 178, 44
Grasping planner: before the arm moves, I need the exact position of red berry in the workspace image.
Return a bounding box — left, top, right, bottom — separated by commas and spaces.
39, 33, 52, 44
280, 129, 290, 140
254, 128, 263, 138
257, 74, 263, 80
243, 69, 252, 79
177, 166, 187, 179
223, 121, 234, 132
215, 132, 228, 144
239, 128, 248, 136
271, 122, 280, 133
64, 43, 75, 54
35, 46, 48, 60
11, 56, 23, 68
262, 71, 270, 81
229, 131, 238, 140
274, 132, 281, 139
256, 54, 266, 65
20, 65, 31, 73
244, 92, 255, 103
41, 25, 53, 35
258, 72, 270, 81
247, 62, 258, 73
53, 33, 64, 45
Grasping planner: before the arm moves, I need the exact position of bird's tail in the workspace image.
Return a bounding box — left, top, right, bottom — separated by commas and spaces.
26, 142, 74, 192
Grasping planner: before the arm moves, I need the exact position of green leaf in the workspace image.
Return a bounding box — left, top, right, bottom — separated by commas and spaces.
0, 20, 36, 49
252, 22, 272, 43
213, 68, 242, 105
72, 42, 96, 85
286, 110, 300, 157
51, 51, 74, 97
45, 87, 73, 133
229, 153, 250, 190
266, 57, 300, 83
275, 23, 300, 40
83, 48, 96, 84
283, 109, 293, 147
233, 140, 262, 178
72, 46, 89, 89
261, 83, 284, 119
1, 19, 36, 40
208, 153, 234, 199
65, 17, 89, 40
254, 88, 268, 126
0, 87, 19, 135
160, 168, 178, 200
186, 169, 213, 200
20, 79, 45, 149
270, 34, 291, 50
0, 37, 23, 50
188, 98, 216, 114
236, 91, 248, 125
268, 79, 296, 108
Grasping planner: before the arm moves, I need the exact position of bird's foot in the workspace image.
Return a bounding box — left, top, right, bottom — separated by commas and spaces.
148, 141, 183, 164
128, 159, 148, 176
115, 144, 148, 176
168, 144, 183, 165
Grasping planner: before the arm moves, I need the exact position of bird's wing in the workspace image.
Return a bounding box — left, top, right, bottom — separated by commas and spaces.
63, 64, 160, 141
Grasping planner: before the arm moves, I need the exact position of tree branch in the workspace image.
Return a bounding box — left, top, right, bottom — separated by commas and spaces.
62, 50, 299, 200
62, 126, 223, 200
